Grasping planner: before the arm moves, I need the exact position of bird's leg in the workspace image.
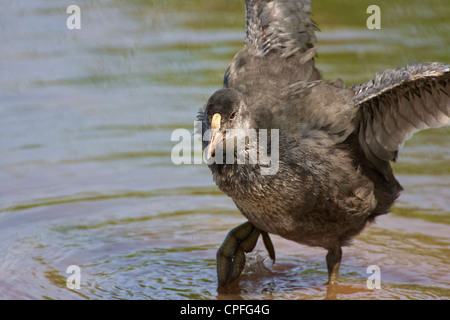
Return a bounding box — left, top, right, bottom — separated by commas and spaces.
326, 245, 342, 285
261, 231, 276, 262
216, 221, 276, 286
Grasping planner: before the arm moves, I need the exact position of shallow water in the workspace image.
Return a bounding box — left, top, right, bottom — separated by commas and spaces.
0, 0, 449, 300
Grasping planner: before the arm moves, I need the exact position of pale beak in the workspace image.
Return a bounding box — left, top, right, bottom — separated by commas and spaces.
206, 113, 222, 160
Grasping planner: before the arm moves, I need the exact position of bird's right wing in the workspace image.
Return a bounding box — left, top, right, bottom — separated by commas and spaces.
351, 62, 450, 178
224, 0, 321, 91
245, 0, 318, 58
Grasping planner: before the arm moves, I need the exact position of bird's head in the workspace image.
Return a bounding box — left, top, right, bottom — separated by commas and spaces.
200, 88, 251, 161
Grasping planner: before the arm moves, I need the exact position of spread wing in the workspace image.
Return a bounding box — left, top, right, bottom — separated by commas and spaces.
245, 0, 318, 58
224, 1, 321, 92
352, 62, 450, 178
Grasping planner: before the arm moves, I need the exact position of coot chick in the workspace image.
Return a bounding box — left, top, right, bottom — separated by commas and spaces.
197, 0, 450, 286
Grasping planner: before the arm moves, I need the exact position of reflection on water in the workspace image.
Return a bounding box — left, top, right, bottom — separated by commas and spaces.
0, 0, 449, 299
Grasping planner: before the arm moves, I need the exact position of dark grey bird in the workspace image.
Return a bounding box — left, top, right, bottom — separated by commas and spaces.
197, 0, 450, 287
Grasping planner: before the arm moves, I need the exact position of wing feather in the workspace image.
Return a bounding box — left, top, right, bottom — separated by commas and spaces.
352, 62, 450, 177
245, 0, 318, 58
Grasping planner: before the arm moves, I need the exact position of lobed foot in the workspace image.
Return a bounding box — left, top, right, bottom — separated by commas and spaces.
216, 221, 276, 286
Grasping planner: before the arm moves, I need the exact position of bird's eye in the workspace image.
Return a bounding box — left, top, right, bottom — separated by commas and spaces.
229, 112, 236, 120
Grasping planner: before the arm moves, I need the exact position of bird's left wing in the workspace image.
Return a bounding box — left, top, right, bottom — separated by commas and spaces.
351, 62, 450, 178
